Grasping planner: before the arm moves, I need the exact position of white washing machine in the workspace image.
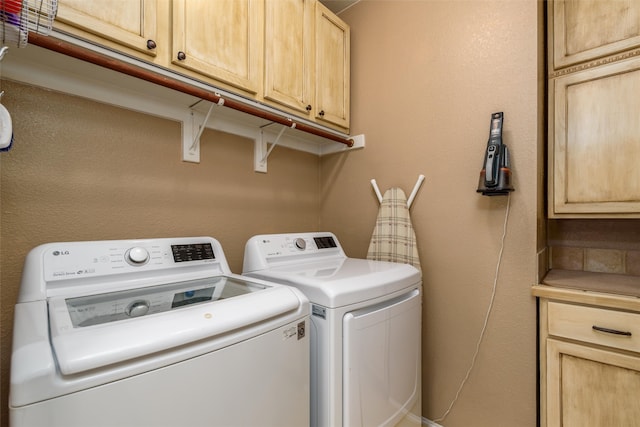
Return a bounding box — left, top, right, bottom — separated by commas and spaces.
10, 236, 310, 427
243, 232, 422, 427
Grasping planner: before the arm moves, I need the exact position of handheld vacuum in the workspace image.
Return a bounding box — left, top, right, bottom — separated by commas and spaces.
477, 112, 515, 196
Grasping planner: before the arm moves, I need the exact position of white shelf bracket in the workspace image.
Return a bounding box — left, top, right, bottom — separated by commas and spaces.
182, 97, 224, 163
254, 122, 294, 173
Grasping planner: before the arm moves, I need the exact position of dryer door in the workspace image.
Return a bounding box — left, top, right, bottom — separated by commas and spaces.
343, 288, 421, 427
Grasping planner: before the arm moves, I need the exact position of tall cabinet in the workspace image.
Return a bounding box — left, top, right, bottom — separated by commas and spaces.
540, 2, 640, 425
548, 0, 640, 217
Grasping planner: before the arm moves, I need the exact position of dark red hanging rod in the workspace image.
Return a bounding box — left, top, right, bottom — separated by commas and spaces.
28, 33, 354, 148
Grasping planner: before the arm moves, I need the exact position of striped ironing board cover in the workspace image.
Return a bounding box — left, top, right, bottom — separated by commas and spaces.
367, 187, 421, 270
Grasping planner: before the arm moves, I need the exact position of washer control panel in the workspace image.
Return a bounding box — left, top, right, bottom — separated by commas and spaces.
42, 238, 218, 282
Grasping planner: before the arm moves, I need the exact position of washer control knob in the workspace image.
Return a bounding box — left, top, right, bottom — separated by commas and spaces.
126, 247, 149, 265
126, 300, 150, 318
294, 238, 306, 250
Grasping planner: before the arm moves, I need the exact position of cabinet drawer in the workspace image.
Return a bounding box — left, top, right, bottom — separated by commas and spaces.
548, 302, 640, 353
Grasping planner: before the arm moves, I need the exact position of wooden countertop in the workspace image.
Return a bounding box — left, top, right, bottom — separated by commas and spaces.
533, 269, 640, 311
542, 269, 640, 296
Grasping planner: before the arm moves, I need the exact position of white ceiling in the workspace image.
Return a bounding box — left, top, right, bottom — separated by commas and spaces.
319, 0, 360, 14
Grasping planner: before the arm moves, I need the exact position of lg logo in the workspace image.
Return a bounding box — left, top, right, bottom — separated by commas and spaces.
52, 250, 70, 256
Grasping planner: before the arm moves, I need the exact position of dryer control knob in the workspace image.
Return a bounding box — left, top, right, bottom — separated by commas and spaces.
294, 238, 306, 250
126, 300, 150, 317
126, 247, 149, 265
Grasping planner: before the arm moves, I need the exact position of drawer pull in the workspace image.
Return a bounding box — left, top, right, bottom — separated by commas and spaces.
592, 325, 632, 337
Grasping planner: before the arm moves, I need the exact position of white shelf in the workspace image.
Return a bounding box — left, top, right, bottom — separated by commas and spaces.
2, 40, 364, 172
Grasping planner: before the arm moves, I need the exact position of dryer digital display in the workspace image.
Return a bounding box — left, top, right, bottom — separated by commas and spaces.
313, 236, 337, 249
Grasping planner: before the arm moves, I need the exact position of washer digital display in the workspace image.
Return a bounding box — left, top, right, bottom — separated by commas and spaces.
171, 243, 215, 262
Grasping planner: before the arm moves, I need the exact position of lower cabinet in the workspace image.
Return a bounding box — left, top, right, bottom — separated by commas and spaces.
535, 289, 640, 427
546, 339, 640, 427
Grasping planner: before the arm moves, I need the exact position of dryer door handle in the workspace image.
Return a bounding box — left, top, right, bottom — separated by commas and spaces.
346, 288, 420, 321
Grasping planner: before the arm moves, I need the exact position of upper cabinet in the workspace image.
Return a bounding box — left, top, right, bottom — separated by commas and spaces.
548, 0, 640, 218
171, 0, 263, 95
263, 0, 315, 116
262, 0, 350, 130
315, 1, 350, 129
550, 0, 640, 70
53, 0, 350, 132
55, 0, 159, 59
550, 57, 640, 216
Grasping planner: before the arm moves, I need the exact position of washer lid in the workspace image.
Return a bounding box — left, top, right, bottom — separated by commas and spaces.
246, 258, 421, 308
48, 275, 304, 375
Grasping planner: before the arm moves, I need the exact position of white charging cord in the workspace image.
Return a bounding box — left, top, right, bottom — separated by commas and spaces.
433, 193, 512, 424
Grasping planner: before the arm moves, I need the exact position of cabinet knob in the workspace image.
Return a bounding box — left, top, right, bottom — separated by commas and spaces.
146, 39, 157, 50
177, 51, 187, 61
306, 105, 312, 111
319, 110, 325, 117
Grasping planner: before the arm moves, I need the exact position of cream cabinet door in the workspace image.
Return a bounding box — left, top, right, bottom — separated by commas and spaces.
55, 0, 158, 57
172, 0, 263, 95
264, 0, 314, 116
550, 0, 640, 70
546, 339, 640, 427
315, 1, 350, 130
549, 56, 640, 217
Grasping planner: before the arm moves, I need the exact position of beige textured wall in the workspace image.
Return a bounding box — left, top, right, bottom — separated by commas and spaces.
0, 81, 320, 424
1, 2, 545, 426
321, 1, 543, 426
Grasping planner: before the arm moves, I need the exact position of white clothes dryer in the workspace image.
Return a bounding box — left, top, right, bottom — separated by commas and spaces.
10, 237, 310, 427
243, 232, 422, 427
